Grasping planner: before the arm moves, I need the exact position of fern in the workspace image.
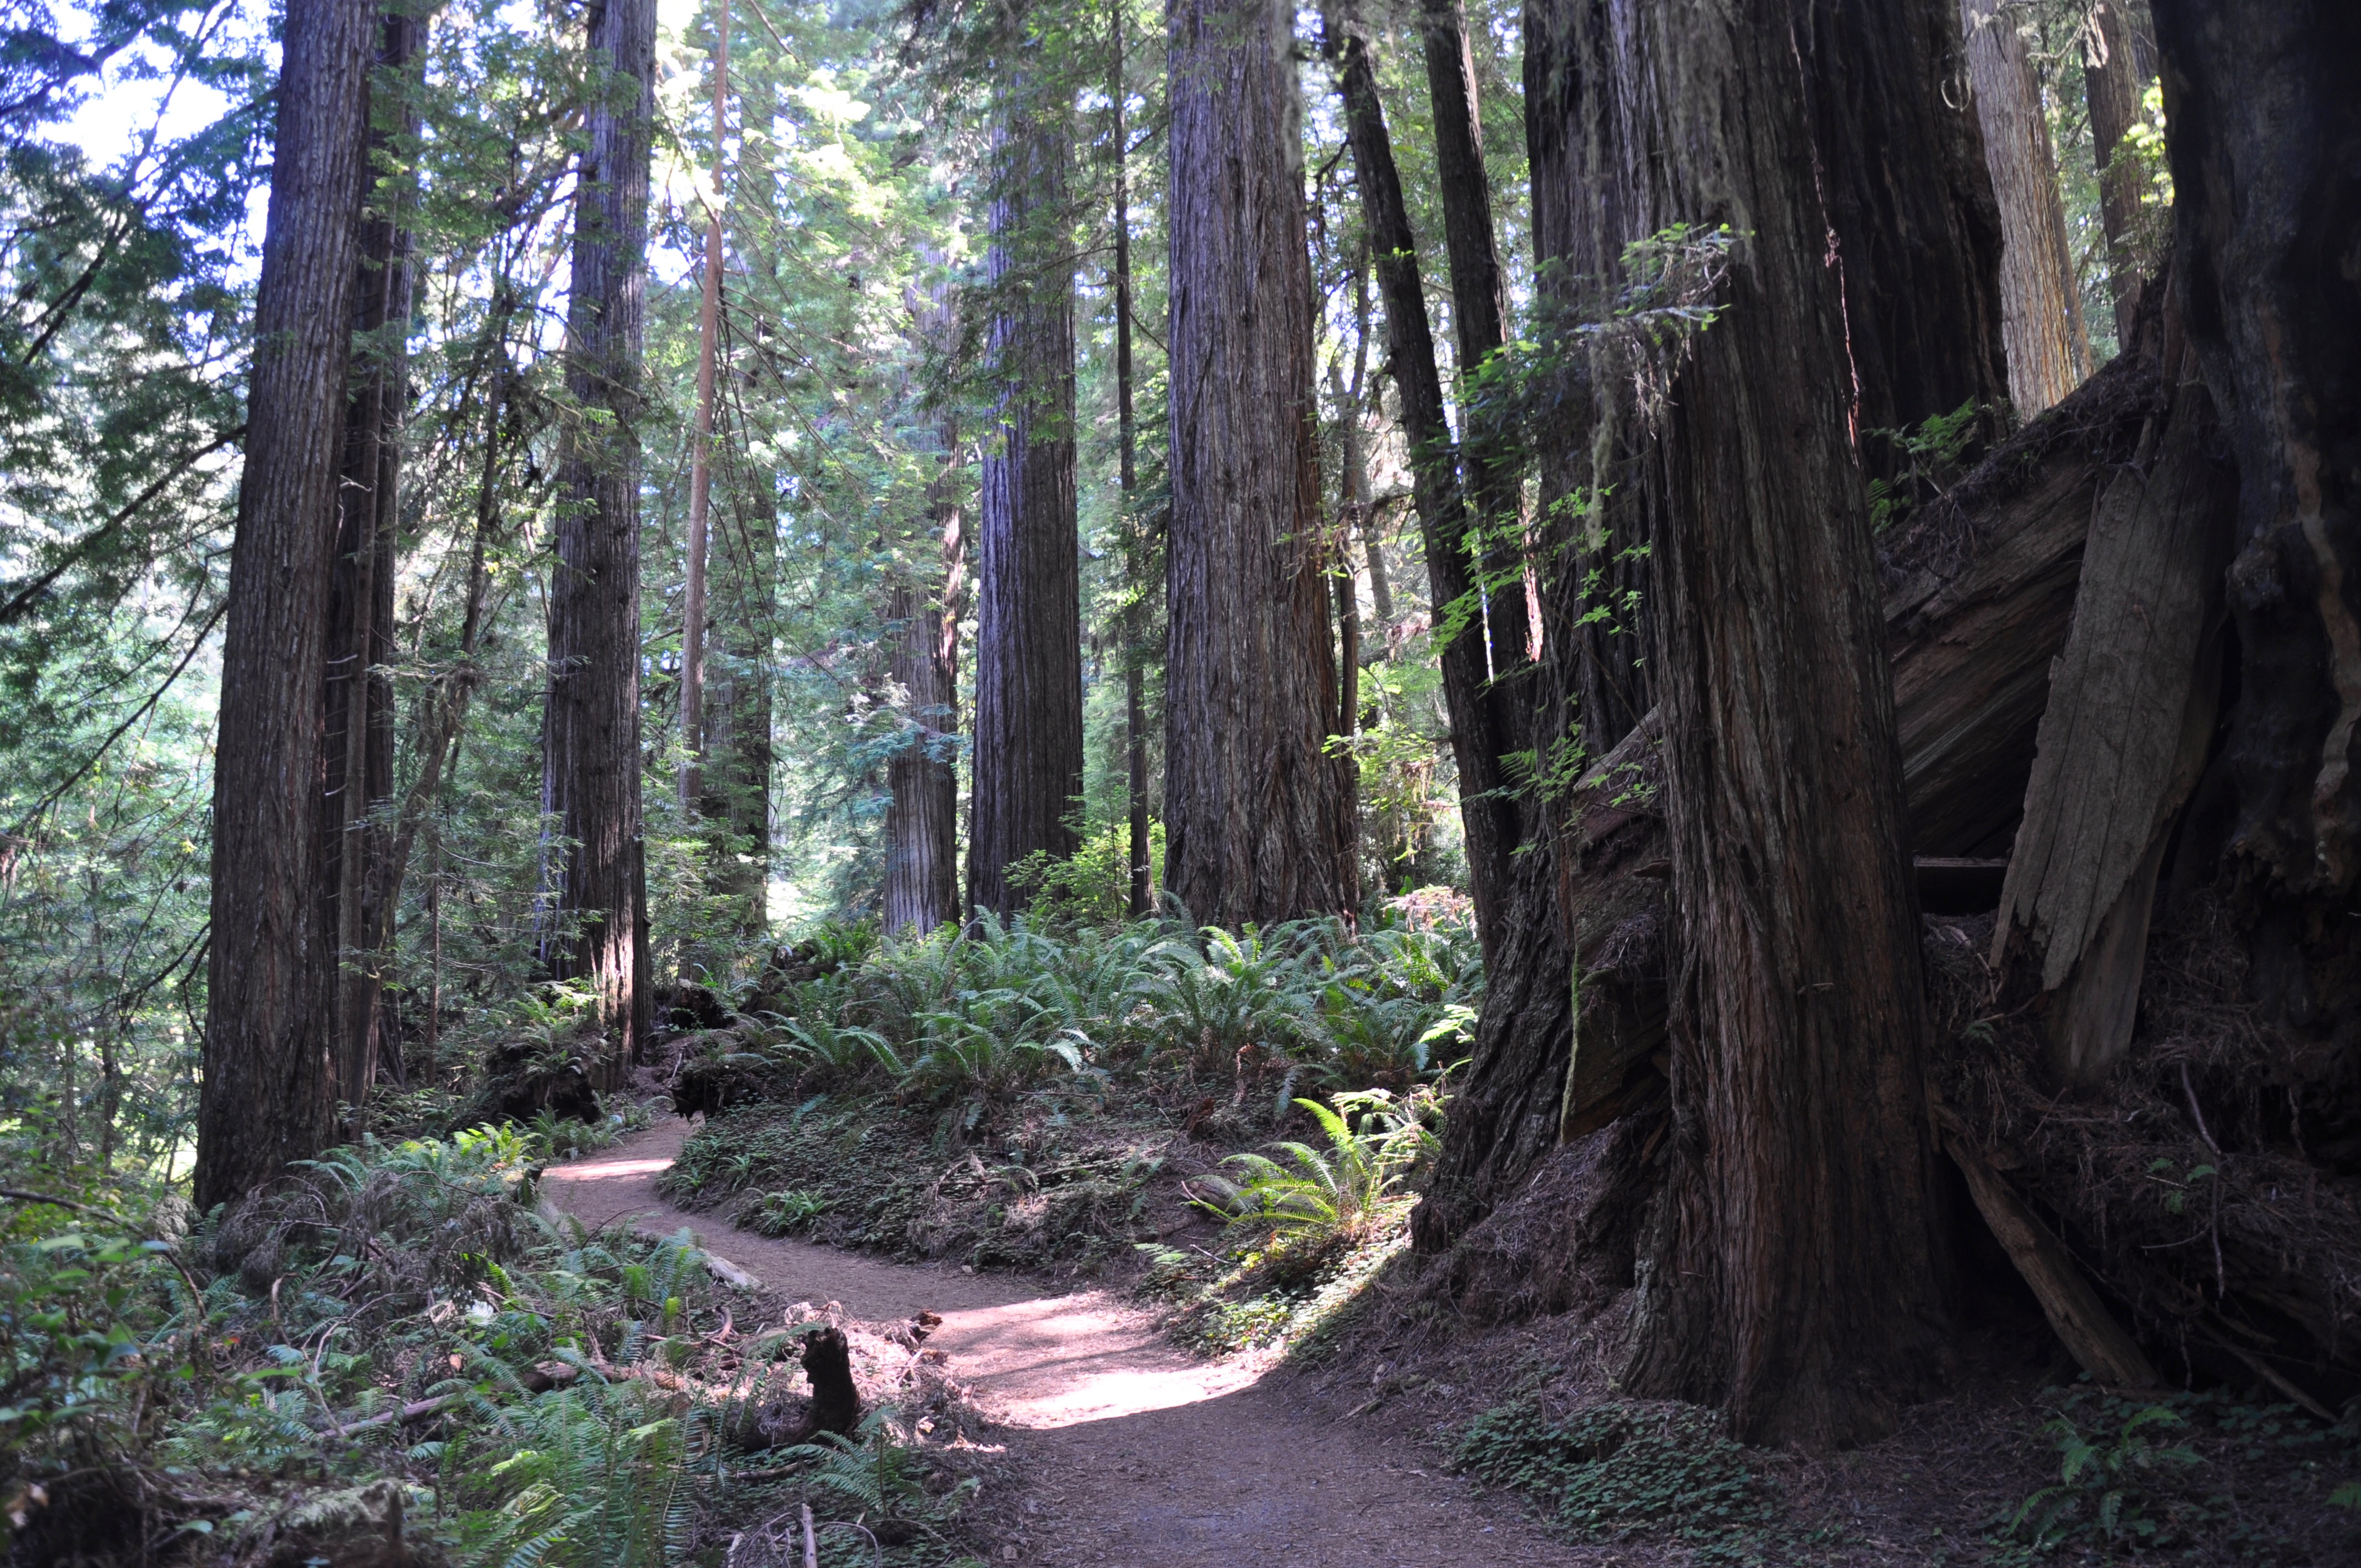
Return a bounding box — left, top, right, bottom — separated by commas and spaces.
1195, 1095, 1434, 1250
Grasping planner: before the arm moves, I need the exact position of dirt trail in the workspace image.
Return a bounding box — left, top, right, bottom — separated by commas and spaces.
542, 1119, 1592, 1566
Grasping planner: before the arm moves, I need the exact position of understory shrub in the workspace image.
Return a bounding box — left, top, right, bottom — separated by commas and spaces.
1450, 1397, 1776, 1549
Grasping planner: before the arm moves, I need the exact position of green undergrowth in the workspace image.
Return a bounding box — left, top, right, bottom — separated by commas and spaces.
1985, 1385, 2361, 1564
668, 907, 1481, 1141
663, 1096, 1173, 1274
659, 905, 1479, 1282
0, 1121, 991, 1566
1450, 1395, 1779, 1560
1135, 1087, 1441, 1357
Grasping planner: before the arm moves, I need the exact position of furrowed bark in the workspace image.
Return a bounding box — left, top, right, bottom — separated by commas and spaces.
970, 74, 1083, 919
1417, 0, 1529, 682
1613, 0, 1943, 1448
1162, 0, 1354, 927
1798, 0, 2010, 458
1427, 0, 2012, 1266
885, 478, 963, 938
1959, 0, 2090, 415
543, 0, 657, 1085
1322, 0, 1512, 951
196, 0, 374, 1213
1415, 319, 2163, 1258
2082, 0, 2150, 341
322, 5, 423, 1130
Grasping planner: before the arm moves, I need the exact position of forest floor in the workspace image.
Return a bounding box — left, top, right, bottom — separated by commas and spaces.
545, 1110, 2361, 1567
543, 1115, 1598, 1566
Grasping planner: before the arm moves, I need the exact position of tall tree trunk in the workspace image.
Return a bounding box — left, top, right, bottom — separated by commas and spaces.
2082, 0, 2150, 342
321, 6, 422, 1132
1111, 0, 1151, 921
681, 0, 729, 818
1416, 0, 1527, 685
2150, 0, 2361, 899
1611, 0, 1944, 1451
1162, 0, 1355, 928
969, 72, 1083, 918
1960, 0, 2090, 415
700, 487, 774, 947
1340, 253, 1396, 644
883, 497, 962, 934
1321, 0, 1511, 951
195, 0, 373, 1215
543, 0, 657, 1085
1420, 0, 2007, 1260
699, 74, 775, 950
885, 407, 964, 938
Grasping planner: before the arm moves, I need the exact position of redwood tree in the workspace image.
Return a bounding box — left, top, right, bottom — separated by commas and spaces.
2082, 0, 2150, 340
886, 469, 965, 937
543, 0, 657, 1082
1609, 0, 1947, 1450
1959, 0, 2088, 412
1417, 0, 1529, 685
2150, 0, 2361, 899
320, 7, 424, 1128
969, 61, 1083, 918
1321, 0, 1514, 949
195, 0, 374, 1213
1415, 0, 2004, 1256
1161, 0, 1354, 927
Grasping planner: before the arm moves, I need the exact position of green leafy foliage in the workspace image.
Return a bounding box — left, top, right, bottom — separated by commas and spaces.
1194, 1092, 1438, 1253
1865, 399, 1986, 533
1450, 1397, 1776, 1548
2000, 1396, 2205, 1553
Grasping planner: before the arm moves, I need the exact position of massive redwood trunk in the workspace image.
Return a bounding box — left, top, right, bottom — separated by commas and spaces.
1161, 0, 1354, 927
1425, 0, 2008, 1269
2150, 0, 2361, 902
1606, 0, 1943, 1447
1413, 331, 2160, 1256
1321, 0, 1513, 951
321, 6, 423, 1126
195, 0, 373, 1214
543, 0, 657, 1085
969, 70, 1082, 918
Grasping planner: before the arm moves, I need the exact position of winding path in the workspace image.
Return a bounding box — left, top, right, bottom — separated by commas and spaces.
543, 1119, 1591, 1567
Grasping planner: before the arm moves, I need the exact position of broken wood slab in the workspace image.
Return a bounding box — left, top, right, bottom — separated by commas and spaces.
1994, 370, 2238, 1091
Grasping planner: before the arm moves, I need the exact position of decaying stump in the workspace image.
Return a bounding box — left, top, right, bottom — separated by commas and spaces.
725, 1325, 863, 1452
